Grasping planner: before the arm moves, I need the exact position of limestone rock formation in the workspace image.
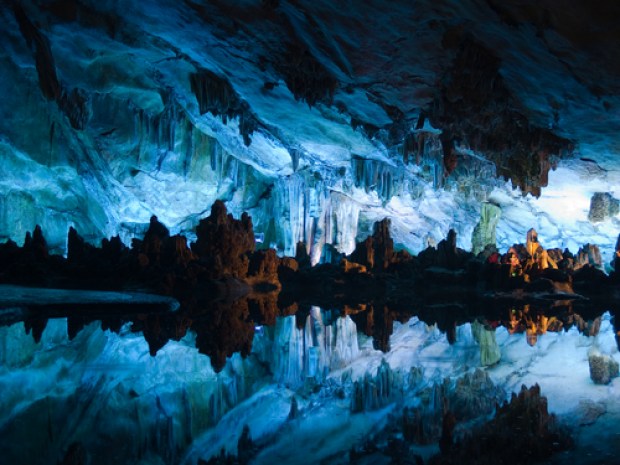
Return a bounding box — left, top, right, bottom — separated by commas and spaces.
430, 384, 572, 465
525, 228, 558, 271
140, 215, 171, 266
471, 202, 501, 255
471, 320, 501, 366
26, 225, 49, 262
428, 37, 570, 197
1, 203, 618, 378
237, 424, 255, 465
58, 442, 87, 465
577, 399, 607, 426
402, 369, 504, 446
351, 359, 400, 412
418, 229, 471, 270
341, 258, 367, 274
612, 234, 620, 281
248, 249, 280, 289
191, 200, 255, 279
2, 0, 620, 279
574, 243, 603, 270
588, 192, 619, 223
448, 369, 504, 422
588, 351, 619, 385
349, 218, 394, 271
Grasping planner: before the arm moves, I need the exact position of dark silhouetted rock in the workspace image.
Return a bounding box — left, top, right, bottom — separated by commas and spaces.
192, 200, 255, 279
419, 229, 472, 270
237, 424, 254, 465
59, 442, 87, 465
349, 218, 394, 271
160, 235, 195, 268
402, 369, 504, 448
27, 225, 49, 261
612, 234, 620, 282
24, 317, 48, 344
573, 265, 607, 293
427, 37, 571, 197
141, 215, 171, 265
288, 396, 299, 420
430, 384, 572, 465
248, 248, 280, 287
193, 298, 255, 372
294, 241, 311, 269
67, 226, 89, 263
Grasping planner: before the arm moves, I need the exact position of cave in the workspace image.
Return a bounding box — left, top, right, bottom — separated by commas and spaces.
1, 1, 620, 464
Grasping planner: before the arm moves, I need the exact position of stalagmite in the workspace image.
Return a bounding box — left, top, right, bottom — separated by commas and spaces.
471, 202, 501, 255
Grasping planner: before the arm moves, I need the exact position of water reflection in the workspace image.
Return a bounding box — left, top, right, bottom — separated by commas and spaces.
4, 291, 618, 369
2, 290, 619, 465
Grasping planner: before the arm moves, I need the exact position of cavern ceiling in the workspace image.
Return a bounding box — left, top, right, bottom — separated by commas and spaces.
1, 0, 620, 261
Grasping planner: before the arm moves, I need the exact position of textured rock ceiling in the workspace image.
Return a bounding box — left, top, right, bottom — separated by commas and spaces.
6, 0, 620, 160
1, 0, 620, 256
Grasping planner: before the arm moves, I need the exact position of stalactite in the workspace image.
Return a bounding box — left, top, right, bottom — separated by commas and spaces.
352, 157, 403, 203
277, 42, 338, 106
183, 121, 194, 178
13, 4, 90, 130
290, 148, 301, 172
190, 69, 258, 145
427, 36, 571, 196
255, 170, 364, 259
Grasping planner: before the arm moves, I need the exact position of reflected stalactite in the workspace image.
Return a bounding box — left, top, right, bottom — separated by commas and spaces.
3, 290, 615, 374
24, 317, 48, 344
430, 384, 573, 464
67, 316, 87, 341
